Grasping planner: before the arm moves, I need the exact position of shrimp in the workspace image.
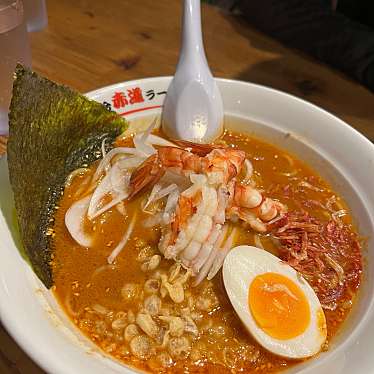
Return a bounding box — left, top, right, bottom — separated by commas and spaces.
126, 140, 286, 283
159, 194, 194, 255
128, 145, 246, 199
162, 182, 218, 265
227, 181, 287, 232
160, 178, 237, 281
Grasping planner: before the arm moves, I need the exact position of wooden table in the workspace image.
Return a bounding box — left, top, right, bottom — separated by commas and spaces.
0, 0, 373, 372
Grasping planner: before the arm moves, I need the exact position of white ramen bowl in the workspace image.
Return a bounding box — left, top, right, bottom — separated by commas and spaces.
0, 77, 373, 374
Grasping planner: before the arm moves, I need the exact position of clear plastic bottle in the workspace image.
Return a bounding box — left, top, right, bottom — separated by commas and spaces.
0, 0, 31, 135
23, 0, 47, 32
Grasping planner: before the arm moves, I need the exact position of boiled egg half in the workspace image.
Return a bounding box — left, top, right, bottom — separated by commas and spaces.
223, 245, 327, 359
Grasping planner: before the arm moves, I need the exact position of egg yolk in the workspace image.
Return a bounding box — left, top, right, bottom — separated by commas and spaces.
248, 272, 310, 340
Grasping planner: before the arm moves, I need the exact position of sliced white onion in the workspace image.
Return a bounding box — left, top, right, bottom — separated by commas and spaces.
143, 213, 164, 228
146, 134, 177, 147
110, 163, 131, 194
143, 184, 162, 211
193, 224, 228, 286
115, 156, 145, 170
163, 189, 180, 224
87, 175, 112, 220
116, 201, 127, 216
242, 159, 253, 184
133, 118, 158, 156
140, 117, 157, 141
254, 234, 264, 249
92, 147, 142, 184
88, 165, 131, 220
299, 181, 324, 192
65, 194, 93, 248
107, 213, 137, 264
89, 190, 130, 220
266, 214, 285, 226
101, 138, 107, 158
324, 254, 345, 284
133, 133, 156, 157
159, 170, 191, 191
134, 118, 176, 154
207, 227, 237, 280
144, 181, 179, 210
332, 209, 347, 220
156, 184, 178, 201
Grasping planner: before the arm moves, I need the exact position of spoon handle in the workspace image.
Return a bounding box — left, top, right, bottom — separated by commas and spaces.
180, 0, 208, 67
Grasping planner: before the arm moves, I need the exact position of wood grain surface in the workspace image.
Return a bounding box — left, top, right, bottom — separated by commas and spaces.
0, 0, 373, 372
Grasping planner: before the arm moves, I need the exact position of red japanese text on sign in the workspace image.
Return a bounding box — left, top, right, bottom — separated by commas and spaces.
112, 92, 128, 109
127, 87, 144, 104
112, 87, 145, 109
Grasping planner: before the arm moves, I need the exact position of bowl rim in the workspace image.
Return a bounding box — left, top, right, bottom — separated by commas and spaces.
1, 76, 373, 374
88, 75, 374, 154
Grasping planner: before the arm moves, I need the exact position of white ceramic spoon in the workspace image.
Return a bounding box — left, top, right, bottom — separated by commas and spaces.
162, 0, 224, 143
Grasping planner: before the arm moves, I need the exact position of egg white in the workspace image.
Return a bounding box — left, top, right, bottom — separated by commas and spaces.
223, 245, 327, 359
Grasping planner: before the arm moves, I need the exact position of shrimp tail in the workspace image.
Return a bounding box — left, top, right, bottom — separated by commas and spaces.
172, 139, 224, 156
128, 154, 165, 199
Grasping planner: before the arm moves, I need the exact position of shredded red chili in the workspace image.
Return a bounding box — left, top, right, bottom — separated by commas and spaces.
269, 211, 362, 309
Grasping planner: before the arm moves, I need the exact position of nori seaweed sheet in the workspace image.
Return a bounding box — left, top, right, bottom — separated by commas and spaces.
7, 65, 127, 288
